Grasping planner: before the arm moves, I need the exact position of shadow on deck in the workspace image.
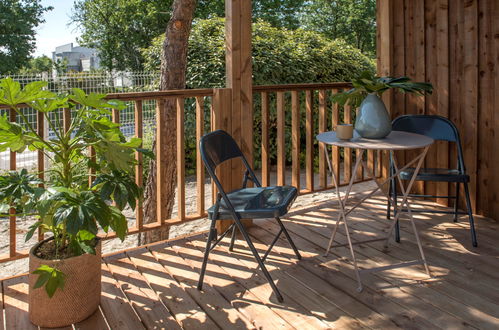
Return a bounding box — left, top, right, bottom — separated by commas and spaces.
2, 189, 499, 329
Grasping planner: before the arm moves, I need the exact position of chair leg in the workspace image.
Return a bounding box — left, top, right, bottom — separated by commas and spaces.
463, 181, 478, 247
229, 224, 237, 251
233, 219, 284, 302
393, 178, 401, 243
275, 217, 301, 260
453, 182, 460, 222
387, 173, 392, 220
197, 220, 217, 290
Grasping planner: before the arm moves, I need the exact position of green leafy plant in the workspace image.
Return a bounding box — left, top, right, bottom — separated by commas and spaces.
0, 78, 149, 297
32, 265, 65, 298
332, 71, 433, 108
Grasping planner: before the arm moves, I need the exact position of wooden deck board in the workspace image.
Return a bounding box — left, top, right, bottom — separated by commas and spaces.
173, 240, 293, 329
149, 242, 256, 329
126, 247, 219, 329
73, 307, 109, 330
3, 276, 37, 330
2, 190, 499, 329
254, 219, 445, 330
187, 239, 321, 329
105, 253, 181, 330
207, 239, 357, 329
275, 215, 484, 328
99, 262, 145, 330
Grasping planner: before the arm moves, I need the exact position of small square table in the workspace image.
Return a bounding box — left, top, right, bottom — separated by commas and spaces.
316, 130, 434, 292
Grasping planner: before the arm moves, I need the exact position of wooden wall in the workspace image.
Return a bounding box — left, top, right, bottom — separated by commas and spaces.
377, 0, 499, 220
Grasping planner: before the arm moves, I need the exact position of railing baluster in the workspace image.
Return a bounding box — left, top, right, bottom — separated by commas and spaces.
305, 90, 314, 191
9, 109, 16, 257
210, 98, 216, 204
343, 103, 352, 184
87, 105, 96, 187
156, 99, 166, 224
376, 150, 382, 177
291, 91, 300, 190
356, 148, 364, 181
318, 90, 327, 189
176, 98, 185, 221
195, 96, 205, 217
88, 147, 96, 187
331, 89, 340, 186
261, 92, 270, 187
112, 108, 120, 124
276, 91, 285, 186
134, 100, 144, 230
368, 149, 375, 179
37, 111, 45, 242
63, 108, 71, 132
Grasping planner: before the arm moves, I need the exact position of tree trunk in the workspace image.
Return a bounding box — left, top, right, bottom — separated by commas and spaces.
139, 0, 197, 245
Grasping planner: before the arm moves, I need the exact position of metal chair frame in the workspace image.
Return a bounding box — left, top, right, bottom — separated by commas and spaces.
197, 130, 301, 302
387, 115, 477, 247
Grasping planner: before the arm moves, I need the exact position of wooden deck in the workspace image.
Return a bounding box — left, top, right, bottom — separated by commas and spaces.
2, 191, 499, 329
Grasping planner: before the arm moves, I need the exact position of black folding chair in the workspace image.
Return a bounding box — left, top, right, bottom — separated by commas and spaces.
387, 115, 478, 247
197, 130, 301, 302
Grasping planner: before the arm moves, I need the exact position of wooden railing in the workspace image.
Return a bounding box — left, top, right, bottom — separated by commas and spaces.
254, 83, 381, 194
0, 83, 380, 264
0, 88, 218, 263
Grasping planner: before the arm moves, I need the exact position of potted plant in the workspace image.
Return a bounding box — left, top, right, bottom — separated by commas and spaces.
0, 78, 148, 327
333, 71, 433, 139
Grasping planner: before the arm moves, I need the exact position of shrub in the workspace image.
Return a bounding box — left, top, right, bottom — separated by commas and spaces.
142, 18, 375, 171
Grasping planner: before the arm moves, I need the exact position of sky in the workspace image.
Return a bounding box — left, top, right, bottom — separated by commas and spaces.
34, 0, 81, 57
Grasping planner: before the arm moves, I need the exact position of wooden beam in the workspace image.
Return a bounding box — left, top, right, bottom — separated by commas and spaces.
211, 88, 233, 232
224, 0, 253, 231
376, 0, 393, 183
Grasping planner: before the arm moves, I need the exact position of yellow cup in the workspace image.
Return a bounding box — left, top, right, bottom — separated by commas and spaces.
336, 124, 353, 140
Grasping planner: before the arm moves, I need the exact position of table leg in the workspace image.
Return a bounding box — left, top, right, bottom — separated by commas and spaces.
382, 150, 427, 243
328, 148, 364, 291
390, 148, 431, 276
325, 149, 364, 256
324, 147, 425, 254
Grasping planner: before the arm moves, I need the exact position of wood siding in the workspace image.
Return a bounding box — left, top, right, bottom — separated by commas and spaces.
377, 0, 499, 219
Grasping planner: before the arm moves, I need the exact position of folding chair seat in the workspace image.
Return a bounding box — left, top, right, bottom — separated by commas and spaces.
207, 186, 297, 220
197, 129, 301, 302
387, 115, 477, 247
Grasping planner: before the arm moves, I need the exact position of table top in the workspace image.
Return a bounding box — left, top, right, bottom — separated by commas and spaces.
316, 130, 434, 150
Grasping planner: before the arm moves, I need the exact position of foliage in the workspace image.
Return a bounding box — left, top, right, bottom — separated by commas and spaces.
0, 78, 149, 297
196, 0, 306, 29
300, 0, 377, 57
32, 265, 65, 298
71, 0, 310, 71
0, 0, 52, 74
332, 71, 434, 108
19, 56, 53, 74
251, 0, 306, 29
71, 0, 170, 71
142, 18, 375, 171
143, 18, 375, 87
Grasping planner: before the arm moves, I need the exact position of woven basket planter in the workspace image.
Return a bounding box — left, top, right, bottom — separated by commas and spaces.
28, 237, 101, 328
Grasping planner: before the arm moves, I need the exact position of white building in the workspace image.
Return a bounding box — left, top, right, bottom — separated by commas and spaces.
52, 43, 100, 72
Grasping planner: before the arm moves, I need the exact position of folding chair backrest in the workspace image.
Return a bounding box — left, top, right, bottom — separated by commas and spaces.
392, 115, 465, 171
392, 115, 459, 142
199, 130, 260, 195
200, 130, 244, 173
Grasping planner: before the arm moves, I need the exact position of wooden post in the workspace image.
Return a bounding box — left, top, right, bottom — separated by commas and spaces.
222, 0, 253, 232
377, 0, 393, 187
211, 88, 233, 232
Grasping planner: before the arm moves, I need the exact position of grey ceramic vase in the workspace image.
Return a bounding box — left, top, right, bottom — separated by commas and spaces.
355, 93, 392, 139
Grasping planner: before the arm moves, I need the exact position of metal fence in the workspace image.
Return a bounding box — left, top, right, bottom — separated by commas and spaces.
0, 72, 160, 171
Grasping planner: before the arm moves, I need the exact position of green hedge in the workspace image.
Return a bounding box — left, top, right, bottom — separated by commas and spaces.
142, 18, 375, 173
